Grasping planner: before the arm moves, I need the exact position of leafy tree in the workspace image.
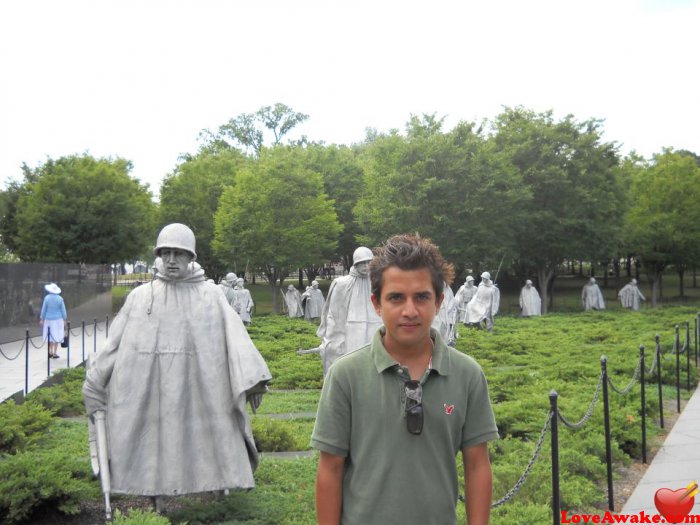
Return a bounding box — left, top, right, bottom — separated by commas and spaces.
213, 146, 341, 312
212, 103, 309, 156
490, 107, 623, 312
354, 115, 526, 277
624, 150, 700, 305
159, 149, 245, 280
11, 155, 156, 263
301, 144, 364, 272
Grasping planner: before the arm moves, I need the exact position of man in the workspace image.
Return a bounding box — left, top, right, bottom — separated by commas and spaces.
519, 279, 542, 317
582, 277, 606, 311
233, 277, 254, 326
466, 271, 500, 331
219, 272, 237, 306
83, 223, 271, 502
315, 246, 383, 374
312, 234, 498, 525
283, 284, 304, 318
454, 275, 477, 324
618, 278, 645, 311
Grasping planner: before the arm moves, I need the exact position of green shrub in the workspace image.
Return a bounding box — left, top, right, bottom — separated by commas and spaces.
113, 507, 177, 525
0, 400, 54, 454
26, 380, 86, 417
0, 419, 98, 524
252, 417, 314, 452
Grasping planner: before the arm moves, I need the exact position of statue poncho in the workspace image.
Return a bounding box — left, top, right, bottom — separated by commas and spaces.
431, 282, 457, 344
618, 281, 645, 310
233, 282, 254, 324
316, 266, 382, 373
466, 281, 500, 329
454, 282, 477, 323
82, 262, 271, 496
304, 285, 325, 319
582, 281, 605, 311
519, 283, 542, 317
284, 286, 304, 318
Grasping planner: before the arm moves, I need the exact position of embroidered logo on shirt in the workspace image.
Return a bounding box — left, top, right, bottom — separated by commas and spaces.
444, 403, 455, 415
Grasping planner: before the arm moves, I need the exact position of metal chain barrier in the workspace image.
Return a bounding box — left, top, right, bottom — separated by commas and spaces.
646, 350, 658, 376
557, 373, 603, 429
70, 326, 82, 337
607, 356, 642, 396
28, 335, 45, 349
491, 411, 553, 508
84, 326, 94, 337
0, 343, 24, 360
95, 323, 105, 332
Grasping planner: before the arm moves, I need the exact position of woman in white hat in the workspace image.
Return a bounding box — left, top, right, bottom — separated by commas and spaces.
39, 283, 67, 358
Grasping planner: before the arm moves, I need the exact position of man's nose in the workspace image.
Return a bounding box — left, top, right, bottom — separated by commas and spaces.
165, 251, 176, 262
402, 299, 418, 317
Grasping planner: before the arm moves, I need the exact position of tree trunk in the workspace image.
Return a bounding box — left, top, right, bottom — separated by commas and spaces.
651, 274, 660, 308
298, 268, 304, 290
578, 260, 583, 277
626, 256, 632, 278
536, 264, 556, 314
693, 267, 697, 288
678, 268, 685, 298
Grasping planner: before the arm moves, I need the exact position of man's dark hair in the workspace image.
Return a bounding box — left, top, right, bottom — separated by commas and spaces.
370, 234, 454, 303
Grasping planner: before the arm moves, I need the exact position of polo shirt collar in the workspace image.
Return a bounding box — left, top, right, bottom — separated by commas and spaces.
370, 327, 450, 376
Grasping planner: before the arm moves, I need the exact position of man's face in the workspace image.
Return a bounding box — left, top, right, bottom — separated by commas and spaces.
355, 261, 370, 277
371, 267, 443, 352
159, 248, 192, 279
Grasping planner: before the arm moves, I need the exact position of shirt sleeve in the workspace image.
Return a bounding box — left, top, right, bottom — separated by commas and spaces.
310, 366, 351, 457
40, 297, 48, 320
461, 367, 499, 449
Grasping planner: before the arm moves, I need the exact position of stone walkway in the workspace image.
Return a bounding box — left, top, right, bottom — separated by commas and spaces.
0, 320, 107, 402
621, 385, 700, 518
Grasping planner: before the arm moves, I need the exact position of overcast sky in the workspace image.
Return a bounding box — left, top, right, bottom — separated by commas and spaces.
1, 0, 698, 198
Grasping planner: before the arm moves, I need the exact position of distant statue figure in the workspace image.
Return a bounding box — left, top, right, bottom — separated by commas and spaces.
432, 281, 458, 345
301, 286, 312, 320
314, 247, 382, 374
233, 278, 254, 326
82, 223, 271, 517
304, 280, 325, 321
219, 272, 237, 306
618, 278, 645, 310
284, 284, 304, 318
454, 275, 476, 324
582, 277, 605, 311
519, 279, 542, 317
466, 272, 500, 331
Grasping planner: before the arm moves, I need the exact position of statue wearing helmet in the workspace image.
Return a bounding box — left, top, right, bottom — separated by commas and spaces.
312, 246, 382, 374
83, 223, 271, 511
454, 275, 477, 324
219, 272, 237, 305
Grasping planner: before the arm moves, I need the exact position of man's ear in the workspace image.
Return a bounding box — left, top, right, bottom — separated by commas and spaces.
370, 293, 382, 315
435, 292, 444, 313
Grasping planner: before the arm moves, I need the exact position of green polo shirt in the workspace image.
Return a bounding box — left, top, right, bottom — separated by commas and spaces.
311, 327, 499, 525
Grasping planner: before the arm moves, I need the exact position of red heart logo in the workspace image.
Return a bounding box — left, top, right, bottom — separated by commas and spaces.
444, 403, 454, 415
654, 487, 694, 523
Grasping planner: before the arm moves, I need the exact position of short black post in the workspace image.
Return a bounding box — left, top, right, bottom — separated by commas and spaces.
66, 321, 71, 368
602, 356, 614, 510
106, 315, 109, 338
549, 391, 561, 525
25, 329, 30, 396
687, 322, 692, 391
656, 334, 664, 429
640, 345, 647, 464
675, 324, 681, 413
93, 318, 97, 353
81, 320, 86, 363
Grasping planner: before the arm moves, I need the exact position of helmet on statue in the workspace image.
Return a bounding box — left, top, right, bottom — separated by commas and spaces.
154, 223, 196, 259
